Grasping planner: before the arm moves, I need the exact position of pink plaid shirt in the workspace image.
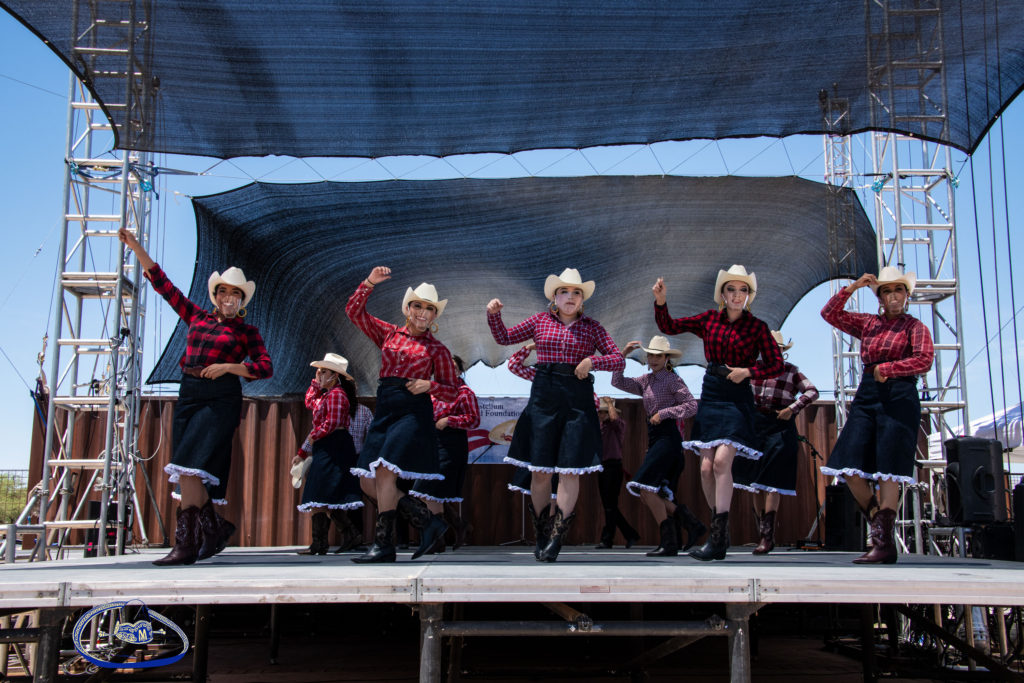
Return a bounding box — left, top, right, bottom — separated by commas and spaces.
611, 368, 698, 421
350, 403, 373, 453
300, 380, 351, 454
346, 282, 458, 402
750, 362, 819, 414
432, 380, 481, 430
821, 289, 934, 377
488, 311, 624, 372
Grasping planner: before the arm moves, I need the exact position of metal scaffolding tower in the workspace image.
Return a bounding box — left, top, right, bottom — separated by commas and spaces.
2, 0, 157, 562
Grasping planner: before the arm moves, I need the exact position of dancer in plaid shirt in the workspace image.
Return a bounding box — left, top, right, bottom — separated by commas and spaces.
119, 228, 273, 567
292, 353, 365, 556
733, 332, 819, 555
654, 265, 783, 561
821, 266, 933, 564
488, 268, 624, 562
346, 266, 457, 564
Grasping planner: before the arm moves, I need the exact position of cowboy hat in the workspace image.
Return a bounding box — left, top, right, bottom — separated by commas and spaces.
543, 268, 595, 301
713, 264, 757, 306
488, 419, 518, 445
402, 283, 448, 318
208, 267, 256, 307
639, 335, 683, 358
770, 330, 794, 351
310, 352, 353, 380
869, 266, 916, 296
290, 457, 312, 489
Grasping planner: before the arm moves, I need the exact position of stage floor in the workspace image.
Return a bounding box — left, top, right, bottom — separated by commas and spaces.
1, 545, 1021, 609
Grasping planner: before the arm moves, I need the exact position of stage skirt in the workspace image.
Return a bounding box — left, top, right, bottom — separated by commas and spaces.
821, 373, 920, 485
503, 364, 603, 475
166, 373, 242, 506
411, 426, 470, 503
733, 412, 799, 496
351, 378, 443, 481
626, 419, 685, 501
681, 371, 762, 460
298, 428, 364, 511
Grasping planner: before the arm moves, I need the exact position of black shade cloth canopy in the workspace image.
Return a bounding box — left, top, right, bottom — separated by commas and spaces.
147, 176, 877, 396
4, 1, 1022, 157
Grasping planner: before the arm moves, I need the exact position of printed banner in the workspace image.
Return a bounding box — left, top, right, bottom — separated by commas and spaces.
466, 397, 528, 465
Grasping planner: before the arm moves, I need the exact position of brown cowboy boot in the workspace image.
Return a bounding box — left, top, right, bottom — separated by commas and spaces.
752, 510, 776, 555
153, 506, 201, 566
197, 500, 235, 561
298, 512, 330, 555
853, 508, 898, 564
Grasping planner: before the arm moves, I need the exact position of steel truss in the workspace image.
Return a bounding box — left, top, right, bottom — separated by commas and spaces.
2, 0, 157, 562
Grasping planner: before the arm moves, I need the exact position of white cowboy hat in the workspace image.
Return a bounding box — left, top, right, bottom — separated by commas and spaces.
310, 352, 353, 380
640, 335, 683, 358
543, 268, 595, 301
290, 457, 312, 489
869, 266, 917, 296
208, 267, 256, 307
402, 283, 448, 318
770, 330, 794, 351
713, 264, 757, 306
488, 419, 518, 444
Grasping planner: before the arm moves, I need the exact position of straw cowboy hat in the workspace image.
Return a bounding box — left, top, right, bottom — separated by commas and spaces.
869, 266, 917, 296
208, 267, 255, 307
544, 268, 595, 301
290, 457, 312, 489
488, 419, 518, 445
713, 264, 757, 306
310, 352, 353, 380
640, 335, 683, 358
402, 283, 448, 318
770, 330, 794, 351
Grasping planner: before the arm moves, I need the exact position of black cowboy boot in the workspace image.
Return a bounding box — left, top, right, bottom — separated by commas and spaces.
424, 514, 448, 554
689, 511, 730, 562
752, 510, 776, 555
298, 512, 330, 555
197, 500, 235, 561
595, 508, 615, 549
329, 509, 365, 553
538, 507, 576, 563
444, 504, 470, 550
646, 517, 679, 557
853, 508, 898, 565
673, 504, 707, 552
530, 506, 552, 560
396, 495, 449, 560
352, 510, 397, 564
153, 506, 201, 566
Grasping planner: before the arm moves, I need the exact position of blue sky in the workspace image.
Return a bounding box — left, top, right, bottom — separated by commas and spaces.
1, 11, 1021, 471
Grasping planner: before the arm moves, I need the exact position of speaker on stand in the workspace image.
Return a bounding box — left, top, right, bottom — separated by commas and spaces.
824, 484, 865, 552
944, 437, 1007, 524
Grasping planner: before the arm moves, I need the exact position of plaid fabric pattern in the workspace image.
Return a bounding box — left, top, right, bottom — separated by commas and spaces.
303, 380, 351, 445
488, 310, 624, 372
146, 264, 273, 379
611, 368, 698, 421
350, 403, 373, 453
654, 304, 783, 380
751, 362, 819, 414
433, 379, 481, 430
346, 281, 458, 402
821, 289, 934, 377
506, 345, 536, 381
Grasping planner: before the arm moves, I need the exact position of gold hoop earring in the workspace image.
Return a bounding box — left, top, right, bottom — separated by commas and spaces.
549, 302, 558, 314
878, 304, 885, 316
717, 301, 725, 312
237, 307, 247, 318
430, 322, 439, 334
405, 316, 413, 327
744, 302, 751, 311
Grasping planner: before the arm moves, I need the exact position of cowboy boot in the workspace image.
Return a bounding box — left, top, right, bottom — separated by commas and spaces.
444, 504, 470, 550
396, 495, 449, 560
153, 506, 201, 566
673, 504, 707, 551
329, 509, 365, 553
298, 512, 330, 555
352, 510, 397, 563
530, 505, 552, 560
689, 511, 730, 562
853, 508, 898, 565
852, 495, 881, 560
538, 507, 576, 563
424, 514, 447, 554
646, 517, 679, 557
594, 508, 615, 549
752, 510, 776, 555
197, 500, 234, 561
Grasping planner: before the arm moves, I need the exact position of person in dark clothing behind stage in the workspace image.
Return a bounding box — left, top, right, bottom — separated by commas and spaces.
346, 266, 458, 563
654, 265, 784, 561
594, 396, 641, 549
119, 227, 273, 567
820, 266, 933, 564
487, 267, 624, 562
733, 331, 819, 555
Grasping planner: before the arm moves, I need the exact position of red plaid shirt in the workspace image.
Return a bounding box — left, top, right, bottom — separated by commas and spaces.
145, 264, 273, 379
506, 346, 600, 409
488, 311, 624, 373
821, 289, 934, 377
654, 305, 783, 380
346, 282, 458, 402
432, 379, 481, 430
750, 362, 819, 414
611, 368, 698, 421
302, 380, 351, 452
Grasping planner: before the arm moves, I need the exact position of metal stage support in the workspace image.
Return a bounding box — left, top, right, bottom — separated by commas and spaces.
1, 0, 157, 564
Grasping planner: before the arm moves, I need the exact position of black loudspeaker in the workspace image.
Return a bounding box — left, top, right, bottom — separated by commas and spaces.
944, 437, 1007, 524
1013, 482, 1024, 562
970, 522, 1015, 561
825, 485, 865, 551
